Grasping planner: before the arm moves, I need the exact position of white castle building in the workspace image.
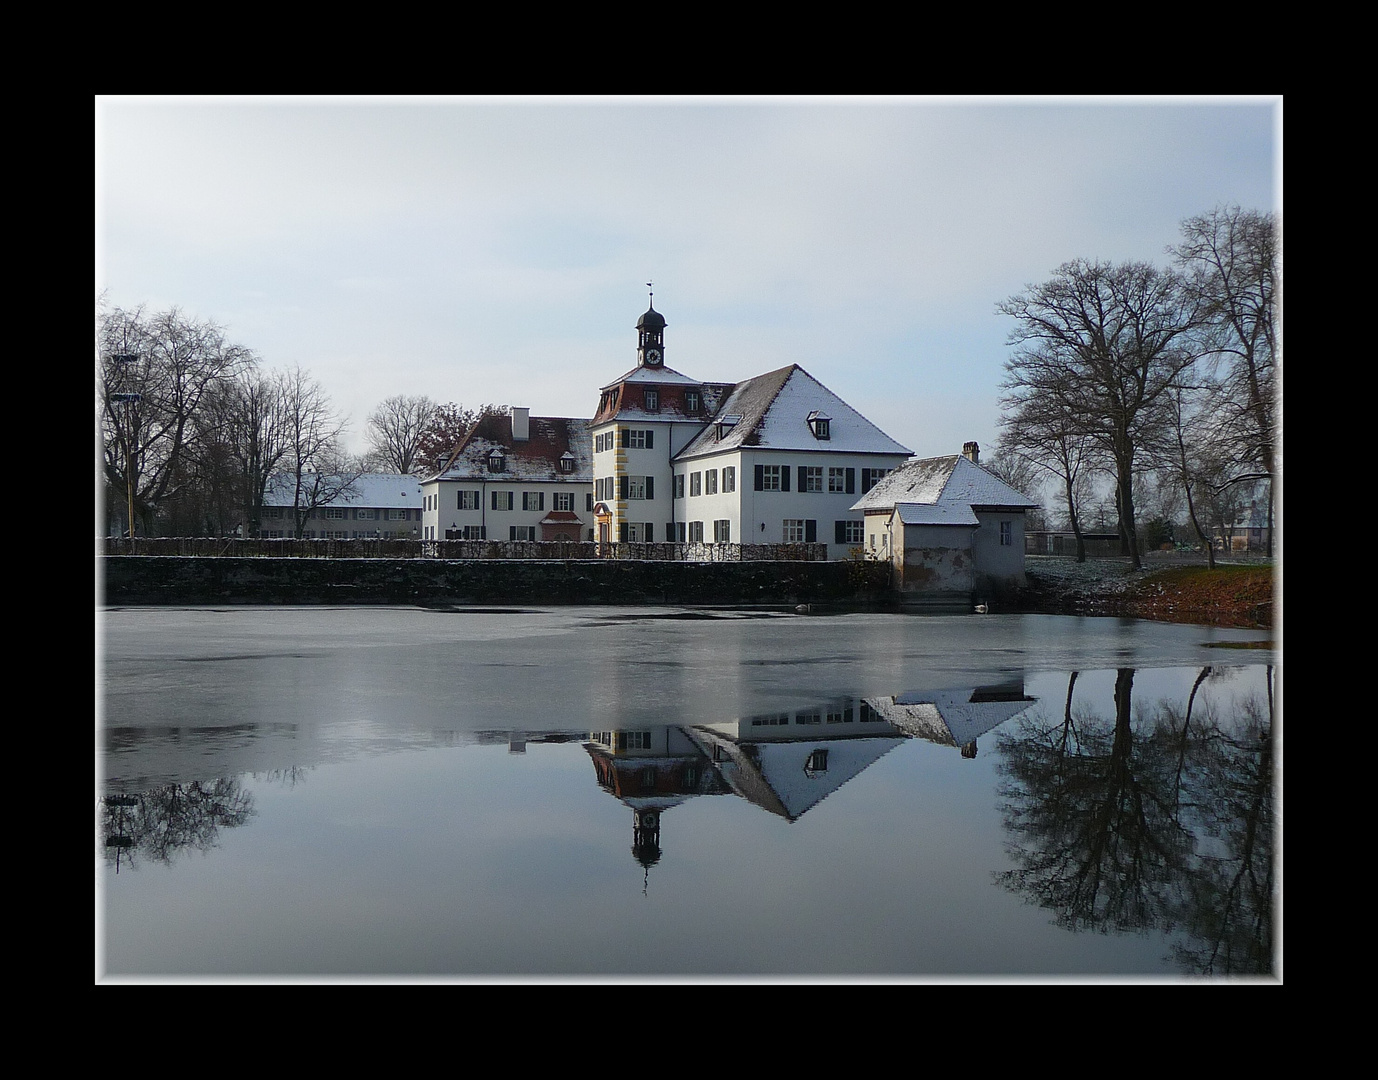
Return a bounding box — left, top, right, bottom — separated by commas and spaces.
591, 298, 913, 558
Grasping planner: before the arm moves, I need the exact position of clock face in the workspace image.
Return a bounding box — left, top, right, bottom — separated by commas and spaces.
645, 348, 662, 366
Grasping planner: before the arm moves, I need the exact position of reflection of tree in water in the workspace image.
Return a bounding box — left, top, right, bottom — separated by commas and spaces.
1165, 686, 1274, 976
996, 669, 1193, 934
995, 666, 1274, 976
99, 779, 256, 869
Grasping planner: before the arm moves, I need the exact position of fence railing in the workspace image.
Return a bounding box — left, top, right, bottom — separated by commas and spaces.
1026, 533, 1273, 557
101, 537, 831, 562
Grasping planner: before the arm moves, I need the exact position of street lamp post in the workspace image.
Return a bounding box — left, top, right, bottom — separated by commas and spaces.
110, 353, 140, 553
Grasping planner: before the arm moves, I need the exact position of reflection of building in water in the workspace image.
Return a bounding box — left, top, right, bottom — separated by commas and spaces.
864, 679, 1036, 758
585, 726, 732, 874
686, 698, 906, 822
587, 682, 1037, 883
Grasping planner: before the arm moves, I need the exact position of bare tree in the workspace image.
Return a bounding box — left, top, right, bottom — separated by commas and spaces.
366, 394, 439, 475
998, 260, 1205, 569
1158, 387, 1221, 567
98, 302, 255, 536
416, 402, 509, 475
274, 366, 361, 538
1169, 206, 1278, 555
198, 369, 298, 537
999, 373, 1100, 561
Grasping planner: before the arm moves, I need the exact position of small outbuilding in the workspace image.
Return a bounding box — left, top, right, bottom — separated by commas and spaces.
850, 442, 1040, 609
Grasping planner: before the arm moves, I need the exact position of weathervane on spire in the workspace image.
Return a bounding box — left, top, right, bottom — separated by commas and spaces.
647, 281, 654, 306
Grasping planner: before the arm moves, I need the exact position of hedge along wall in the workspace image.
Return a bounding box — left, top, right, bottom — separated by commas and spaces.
101, 557, 894, 607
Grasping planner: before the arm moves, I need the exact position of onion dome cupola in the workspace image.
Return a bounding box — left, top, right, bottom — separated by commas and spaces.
636, 285, 666, 368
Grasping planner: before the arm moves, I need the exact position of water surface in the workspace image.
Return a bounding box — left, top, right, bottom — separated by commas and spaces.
97, 606, 1277, 980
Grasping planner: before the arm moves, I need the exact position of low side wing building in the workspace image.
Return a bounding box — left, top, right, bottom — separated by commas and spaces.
421, 408, 594, 541
850, 443, 1040, 606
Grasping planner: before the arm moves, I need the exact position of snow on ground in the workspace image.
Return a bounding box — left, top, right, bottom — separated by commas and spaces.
1026, 552, 1271, 596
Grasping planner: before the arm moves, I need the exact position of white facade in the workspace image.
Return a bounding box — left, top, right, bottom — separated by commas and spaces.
674, 448, 904, 558
672, 365, 912, 559
590, 400, 704, 544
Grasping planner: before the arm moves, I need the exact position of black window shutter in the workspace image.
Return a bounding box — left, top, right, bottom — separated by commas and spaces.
492, 490, 499, 510
587, 493, 593, 511
619, 522, 628, 542
645, 476, 654, 500
798, 466, 806, 491
846, 468, 855, 494
539, 492, 545, 511
755, 464, 764, 491
620, 429, 628, 449
781, 466, 790, 492
646, 430, 654, 449
861, 468, 872, 492
805, 519, 817, 543
645, 523, 654, 542
509, 525, 517, 540
835, 520, 847, 544
619, 475, 629, 500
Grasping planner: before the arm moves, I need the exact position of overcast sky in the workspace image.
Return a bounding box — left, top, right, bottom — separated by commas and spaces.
95, 96, 1280, 463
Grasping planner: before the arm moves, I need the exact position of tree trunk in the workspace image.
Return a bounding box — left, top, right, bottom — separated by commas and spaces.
1115, 466, 1142, 571
1063, 478, 1087, 562
1265, 477, 1273, 558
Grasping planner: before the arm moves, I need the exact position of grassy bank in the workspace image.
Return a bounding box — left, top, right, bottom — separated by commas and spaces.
1023, 557, 1275, 630
1115, 564, 1274, 629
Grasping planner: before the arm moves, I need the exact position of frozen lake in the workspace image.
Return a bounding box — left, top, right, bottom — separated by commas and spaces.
97, 606, 1278, 981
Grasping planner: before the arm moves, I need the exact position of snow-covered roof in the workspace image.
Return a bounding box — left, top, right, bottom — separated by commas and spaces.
594, 365, 735, 426
895, 502, 980, 526
675, 364, 912, 461
263, 473, 423, 508
851, 454, 1039, 513
428, 413, 592, 483
600, 364, 706, 389
866, 687, 1036, 747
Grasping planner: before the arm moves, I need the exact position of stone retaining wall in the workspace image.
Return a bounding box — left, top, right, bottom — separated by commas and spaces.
101, 556, 894, 608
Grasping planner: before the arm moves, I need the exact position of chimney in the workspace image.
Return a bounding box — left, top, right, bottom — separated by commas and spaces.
511, 407, 530, 442
963, 441, 980, 464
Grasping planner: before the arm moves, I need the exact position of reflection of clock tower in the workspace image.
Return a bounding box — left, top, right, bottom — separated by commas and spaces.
637, 291, 665, 368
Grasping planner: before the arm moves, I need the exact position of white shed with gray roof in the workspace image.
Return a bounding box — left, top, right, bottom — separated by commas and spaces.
851, 445, 1040, 607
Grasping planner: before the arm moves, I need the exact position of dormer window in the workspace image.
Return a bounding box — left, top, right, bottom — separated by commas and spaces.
487, 449, 506, 473
807, 411, 832, 440
644, 389, 659, 412
716, 414, 741, 440
685, 390, 701, 414
559, 452, 575, 474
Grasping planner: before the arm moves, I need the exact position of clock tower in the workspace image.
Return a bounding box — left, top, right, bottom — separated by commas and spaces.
637, 290, 665, 368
